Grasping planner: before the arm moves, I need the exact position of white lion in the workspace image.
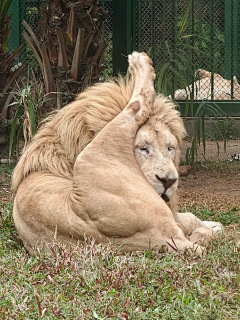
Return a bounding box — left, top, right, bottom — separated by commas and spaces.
175, 69, 240, 100
12, 52, 223, 255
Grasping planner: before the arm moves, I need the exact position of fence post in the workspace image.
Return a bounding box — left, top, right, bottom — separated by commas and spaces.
112, 0, 133, 75
225, 0, 240, 80
236, 0, 240, 80
8, 0, 20, 55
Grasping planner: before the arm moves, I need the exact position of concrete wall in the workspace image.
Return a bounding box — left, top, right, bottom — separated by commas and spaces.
184, 118, 240, 139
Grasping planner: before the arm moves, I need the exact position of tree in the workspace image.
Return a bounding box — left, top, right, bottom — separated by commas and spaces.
22, 0, 109, 108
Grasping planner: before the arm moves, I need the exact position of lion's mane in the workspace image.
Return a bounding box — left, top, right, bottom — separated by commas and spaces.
12, 75, 186, 215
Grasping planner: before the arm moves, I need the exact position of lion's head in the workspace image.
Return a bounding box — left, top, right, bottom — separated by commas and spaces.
134, 95, 185, 202
135, 122, 178, 201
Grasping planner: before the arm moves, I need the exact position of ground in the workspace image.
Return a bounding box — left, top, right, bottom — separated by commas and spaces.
179, 139, 240, 211
179, 163, 240, 211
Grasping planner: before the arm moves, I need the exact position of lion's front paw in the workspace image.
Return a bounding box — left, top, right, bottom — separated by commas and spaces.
189, 227, 214, 247
202, 221, 224, 235
127, 52, 156, 125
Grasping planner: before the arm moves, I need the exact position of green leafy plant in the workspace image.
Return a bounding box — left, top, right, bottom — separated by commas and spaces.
0, 0, 13, 51
193, 21, 225, 76
149, 2, 232, 165
217, 116, 235, 140
21, 2, 109, 109
185, 100, 232, 164
153, 3, 196, 100
150, 1, 225, 102
8, 76, 49, 159
150, 2, 212, 120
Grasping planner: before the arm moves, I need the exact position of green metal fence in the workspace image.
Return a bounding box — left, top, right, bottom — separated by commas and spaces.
113, 0, 240, 105
100, 0, 113, 79
7, 0, 240, 108
8, 0, 42, 66
136, 0, 240, 102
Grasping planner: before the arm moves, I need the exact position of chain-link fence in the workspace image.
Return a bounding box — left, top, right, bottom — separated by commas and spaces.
100, 0, 113, 80
7, 0, 113, 76
8, 0, 42, 67
134, 0, 240, 101
7, 0, 240, 101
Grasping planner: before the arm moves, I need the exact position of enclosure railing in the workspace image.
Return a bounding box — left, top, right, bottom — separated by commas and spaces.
112, 0, 240, 116
7, 0, 240, 115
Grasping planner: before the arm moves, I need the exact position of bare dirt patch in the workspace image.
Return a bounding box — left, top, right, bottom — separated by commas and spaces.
0, 168, 13, 203
181, 139, 240, 162
179, 139, 240, 211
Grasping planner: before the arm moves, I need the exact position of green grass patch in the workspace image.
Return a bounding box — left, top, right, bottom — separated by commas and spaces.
0, 164, 14, 175
0, 164, 14, 184
0, 201, 240, 319
184, 207, 240, 226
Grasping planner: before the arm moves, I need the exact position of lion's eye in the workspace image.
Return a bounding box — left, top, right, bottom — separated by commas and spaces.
168, 146, 174, 152
138, 147, 149, 154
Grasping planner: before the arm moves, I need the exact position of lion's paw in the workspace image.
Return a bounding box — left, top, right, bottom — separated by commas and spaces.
189, 227, 214, 247
128, 52, 155, 81
202, 221, 224, 235
127, 52, 156, 125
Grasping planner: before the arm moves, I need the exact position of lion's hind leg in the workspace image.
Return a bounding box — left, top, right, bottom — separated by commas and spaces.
124, 52, 156, 126
177, 212, 223, 234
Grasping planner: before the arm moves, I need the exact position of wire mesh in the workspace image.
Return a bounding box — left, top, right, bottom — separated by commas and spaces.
7, 0, 240, 101
8, 0, 43, 68
99, 0, 113, 79
7, 0, 113, 78
134, 0, 240, 100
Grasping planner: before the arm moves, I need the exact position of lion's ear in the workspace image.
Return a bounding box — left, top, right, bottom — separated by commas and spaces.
233, 76, 238, 84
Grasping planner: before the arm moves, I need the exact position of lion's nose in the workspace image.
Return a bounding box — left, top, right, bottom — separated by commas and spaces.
156, 176, 177, 189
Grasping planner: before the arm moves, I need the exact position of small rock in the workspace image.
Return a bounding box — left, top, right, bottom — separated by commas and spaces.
0, 159, 15, 164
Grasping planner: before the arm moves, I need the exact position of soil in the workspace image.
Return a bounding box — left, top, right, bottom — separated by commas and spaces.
179, 139, 240, 212
180, 139, 240, 162
0, 140, 240, 212
0, 171, 13, 204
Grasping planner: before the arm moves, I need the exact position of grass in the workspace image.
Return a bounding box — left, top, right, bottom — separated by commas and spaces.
0, 164, 14, 182
189, 206, 240, 226
0, 164, 240, 319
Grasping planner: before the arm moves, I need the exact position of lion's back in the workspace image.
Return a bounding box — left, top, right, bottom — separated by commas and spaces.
12, 78, 134, 193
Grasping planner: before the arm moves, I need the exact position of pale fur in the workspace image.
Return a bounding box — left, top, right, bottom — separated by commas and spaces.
12, 75, 185, 216
12, 52, 223, 254
175, 69, 240, 100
